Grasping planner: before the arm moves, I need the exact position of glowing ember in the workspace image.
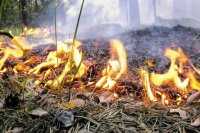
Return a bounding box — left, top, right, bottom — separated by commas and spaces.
95, 39, 127, 90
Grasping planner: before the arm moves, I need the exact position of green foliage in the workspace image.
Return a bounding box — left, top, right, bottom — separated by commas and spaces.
0, 0, 12, 22
0, 0, 52, 28
0, 27, 23, 36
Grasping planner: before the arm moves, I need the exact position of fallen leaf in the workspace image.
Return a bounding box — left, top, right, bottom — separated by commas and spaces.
170, 108, 187, 119
99, 94, 115, 103
78, 129, 94, 133
30, 108, 48, 116
0, 98, 5, 109
123, 127, 137, 133
61, 99, 85, 109
57, 110, 74, 128
139, 123, 151, 133
187, 91, 200, 104
12, 127, 23, 133
191, 118, 200, 126
124, 101, 144, 109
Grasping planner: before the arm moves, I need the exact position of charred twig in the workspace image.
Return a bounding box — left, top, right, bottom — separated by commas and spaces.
0, 31, 25, 52
0, 32, 14, 39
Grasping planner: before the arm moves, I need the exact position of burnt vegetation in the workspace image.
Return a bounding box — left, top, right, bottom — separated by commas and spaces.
0, 0, 200, 133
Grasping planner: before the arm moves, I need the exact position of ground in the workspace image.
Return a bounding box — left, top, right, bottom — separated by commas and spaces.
0, 25, 200, 133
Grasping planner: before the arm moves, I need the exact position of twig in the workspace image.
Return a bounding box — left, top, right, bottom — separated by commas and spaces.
158, 112, 164, 133
75, 115, 100, 127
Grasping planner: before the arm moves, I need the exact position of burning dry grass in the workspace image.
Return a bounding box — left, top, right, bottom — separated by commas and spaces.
0, 44, 199, 132
0, 26, 200, 132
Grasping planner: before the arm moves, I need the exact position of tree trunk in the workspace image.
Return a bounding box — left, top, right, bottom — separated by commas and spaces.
0, 0, 5, 22
35, 0, 39, 11
153, 0, 157, 23
20, 0, 28, 26
127, 0, 140, 26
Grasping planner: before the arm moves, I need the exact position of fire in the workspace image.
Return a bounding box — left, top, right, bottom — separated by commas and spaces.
95, 39, 127, 90
188, 72, 200, 91
22, 27, 50, 38
0, 33, 89, 89
140, 68, 157, 101
0, 36, 32, 71
29, 39, 88, 88
141, 47, 200, 105
150, 48, 189, 91
1, 29, 200, 105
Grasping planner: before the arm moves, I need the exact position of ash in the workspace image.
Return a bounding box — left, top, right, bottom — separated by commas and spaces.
82, 25, 200, 70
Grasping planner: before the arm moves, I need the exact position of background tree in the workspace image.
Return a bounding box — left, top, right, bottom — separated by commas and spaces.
0, 0, 53, 29
0, 0, 5, 22
20, 0, 28, 26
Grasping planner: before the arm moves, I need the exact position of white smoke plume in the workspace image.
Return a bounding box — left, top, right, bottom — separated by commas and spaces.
44, 0, 200, 39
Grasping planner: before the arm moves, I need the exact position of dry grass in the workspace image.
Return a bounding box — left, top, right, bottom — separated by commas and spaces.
0, 77, 200, 133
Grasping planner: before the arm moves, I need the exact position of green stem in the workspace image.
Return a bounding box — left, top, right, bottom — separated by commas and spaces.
70, 0, 85, 74
54, 0, 62, 65
69, 0, 85, 100
54, 0, 58, 66
73, 0, 85, 44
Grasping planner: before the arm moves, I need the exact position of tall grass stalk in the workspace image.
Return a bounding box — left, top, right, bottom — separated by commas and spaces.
73, 0, 85, 44
70, 0, 85, 75
54, 0, 63, 89
69, 0, 85, 100
53, 0, 85, 99
54, 0, 61, 66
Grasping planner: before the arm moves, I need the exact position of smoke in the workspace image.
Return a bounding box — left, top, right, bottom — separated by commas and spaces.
41, 0, 200, 40
43, 0, 129, 39
32, 0, 200, 71
58, 0, 125, 39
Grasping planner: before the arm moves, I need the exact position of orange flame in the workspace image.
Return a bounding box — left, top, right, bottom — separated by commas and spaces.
1, 29, 200, 105
188, 72, 200, 91
140, 68, 157, 101
142, 47, 200, 105
96, 39, 127, 90
22, 27, 50, 38
28, 39, 87, 88
150, 48, 189, 91
0, 37, 31, 71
